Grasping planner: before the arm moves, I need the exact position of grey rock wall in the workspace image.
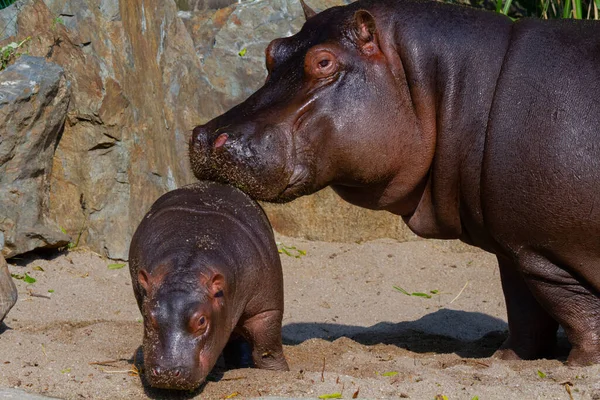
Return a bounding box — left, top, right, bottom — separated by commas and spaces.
0, 56, 71, 258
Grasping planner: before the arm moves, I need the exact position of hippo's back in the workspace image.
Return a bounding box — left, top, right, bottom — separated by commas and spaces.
129, 181, 278, 274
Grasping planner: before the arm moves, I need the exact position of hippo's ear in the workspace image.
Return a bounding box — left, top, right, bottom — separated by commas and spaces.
138, 269, 151, 292
352, 10, 380, 56
300, 0, 316, 19
207, 273, 225, 299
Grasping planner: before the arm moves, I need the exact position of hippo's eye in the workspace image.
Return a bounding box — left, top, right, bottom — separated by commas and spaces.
192, 314, 208, 335
305, 48, 338, 80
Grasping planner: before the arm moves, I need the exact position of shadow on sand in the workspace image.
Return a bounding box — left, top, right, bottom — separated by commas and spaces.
283, 308, 510, 358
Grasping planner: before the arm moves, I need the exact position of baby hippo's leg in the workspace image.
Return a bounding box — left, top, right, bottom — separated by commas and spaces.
241, 310, 289, 371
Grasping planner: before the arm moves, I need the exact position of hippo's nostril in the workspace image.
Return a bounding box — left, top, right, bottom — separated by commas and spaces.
152, 367, 160, 376
214, 133, 228, 149
174, 368, 181, 377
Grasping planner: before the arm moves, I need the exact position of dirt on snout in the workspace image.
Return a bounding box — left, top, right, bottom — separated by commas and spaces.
1, 235, 599, 399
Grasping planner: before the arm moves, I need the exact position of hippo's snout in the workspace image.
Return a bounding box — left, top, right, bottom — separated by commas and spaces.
146, 364, 204, 391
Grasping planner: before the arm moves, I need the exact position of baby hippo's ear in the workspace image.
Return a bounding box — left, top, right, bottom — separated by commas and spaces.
138, 269, 150, 292
207, 273, 225, 299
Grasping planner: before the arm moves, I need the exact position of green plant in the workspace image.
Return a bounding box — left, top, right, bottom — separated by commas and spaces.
51, 16, 65, 31
495, 0, 598, 18
0, 36, 30, 70
0, 0, 17, 10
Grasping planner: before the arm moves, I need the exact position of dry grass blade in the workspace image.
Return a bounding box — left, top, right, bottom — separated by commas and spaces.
321, 357, 326, 382
89, 359, 121, 366
449, 281, 469, 304
562, 382, 574, 400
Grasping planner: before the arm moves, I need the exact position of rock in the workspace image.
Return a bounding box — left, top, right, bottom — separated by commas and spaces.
0, 254, 17, 324
2, 0, 208, 259
175, 0, 238, 12
0, 56, 71, 258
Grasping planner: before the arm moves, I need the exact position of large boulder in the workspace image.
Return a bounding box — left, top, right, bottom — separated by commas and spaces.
0, 56, 71, 258
0, 0, 210, 259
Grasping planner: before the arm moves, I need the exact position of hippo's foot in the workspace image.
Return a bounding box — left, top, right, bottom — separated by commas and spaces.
515, 252, 600, 365
496, 256, 559, 361
566, 345, 600, 366
240, 310, 289, 371
493, 336, 556, 361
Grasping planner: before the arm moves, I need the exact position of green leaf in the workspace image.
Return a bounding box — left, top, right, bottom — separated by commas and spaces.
23, 273, 36, 284
411, 292, 432, 298
393, 286, 410, 295
107, 263, 126, 270
60, 226, 68, 234
238, 48, 247, 57
472, 397, 480, 400
279, 247, 292, 257
48, 289, 54, 293
61, 368, 71, 374
563, 0, 572, 18
537, 370, 547, 378
502, 0, 513, 14
430, 289, 439, 294
381, 371, 398, 377
277, 243, 306, 258
318, 394, 342, 399
33, 266, 44, 272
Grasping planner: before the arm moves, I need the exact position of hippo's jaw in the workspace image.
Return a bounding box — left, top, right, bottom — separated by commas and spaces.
143, 328, 228, 391
189, 120, 301, 202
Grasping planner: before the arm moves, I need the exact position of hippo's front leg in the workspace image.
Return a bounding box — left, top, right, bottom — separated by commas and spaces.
514, 252, 600, 366
240, 310, 289, 371
493, 256, 559, 361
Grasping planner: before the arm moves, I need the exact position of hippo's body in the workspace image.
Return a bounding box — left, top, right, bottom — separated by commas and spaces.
129, 182, 288, 390
189, 0, 600, 365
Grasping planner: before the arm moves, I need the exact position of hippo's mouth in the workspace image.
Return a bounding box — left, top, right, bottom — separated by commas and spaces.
278, 164, 311, 201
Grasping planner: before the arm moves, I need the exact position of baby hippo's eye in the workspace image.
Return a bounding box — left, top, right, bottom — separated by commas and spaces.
191, 313, 209, 334
318, 59, 330, 68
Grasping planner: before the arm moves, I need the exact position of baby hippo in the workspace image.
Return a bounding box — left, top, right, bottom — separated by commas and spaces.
129, 181, 289, 390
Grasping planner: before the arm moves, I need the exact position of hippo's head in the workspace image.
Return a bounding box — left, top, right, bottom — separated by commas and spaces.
137, 265, 228, 391
190, 1, 432, 212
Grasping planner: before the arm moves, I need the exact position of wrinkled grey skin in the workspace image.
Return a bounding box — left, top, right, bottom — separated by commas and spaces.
129, 181, 288, 390
190, 0, 600, 365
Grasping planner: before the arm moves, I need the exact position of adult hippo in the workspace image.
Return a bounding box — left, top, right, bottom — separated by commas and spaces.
189, 0, 600, 365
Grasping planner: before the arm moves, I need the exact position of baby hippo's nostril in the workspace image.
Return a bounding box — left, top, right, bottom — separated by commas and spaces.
214, 133, 228, 149
174, 368, 181, 377
152, 367, 161, 376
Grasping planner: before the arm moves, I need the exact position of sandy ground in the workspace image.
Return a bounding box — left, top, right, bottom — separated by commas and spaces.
1, 235, 599, 400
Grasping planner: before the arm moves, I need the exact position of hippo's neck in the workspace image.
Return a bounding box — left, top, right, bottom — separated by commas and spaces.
382, 0, 513, 246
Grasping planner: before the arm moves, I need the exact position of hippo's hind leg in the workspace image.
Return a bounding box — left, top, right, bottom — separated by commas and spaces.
494, 255, 559, 360
240, 310, 289, 371
514, 252, 600, 365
